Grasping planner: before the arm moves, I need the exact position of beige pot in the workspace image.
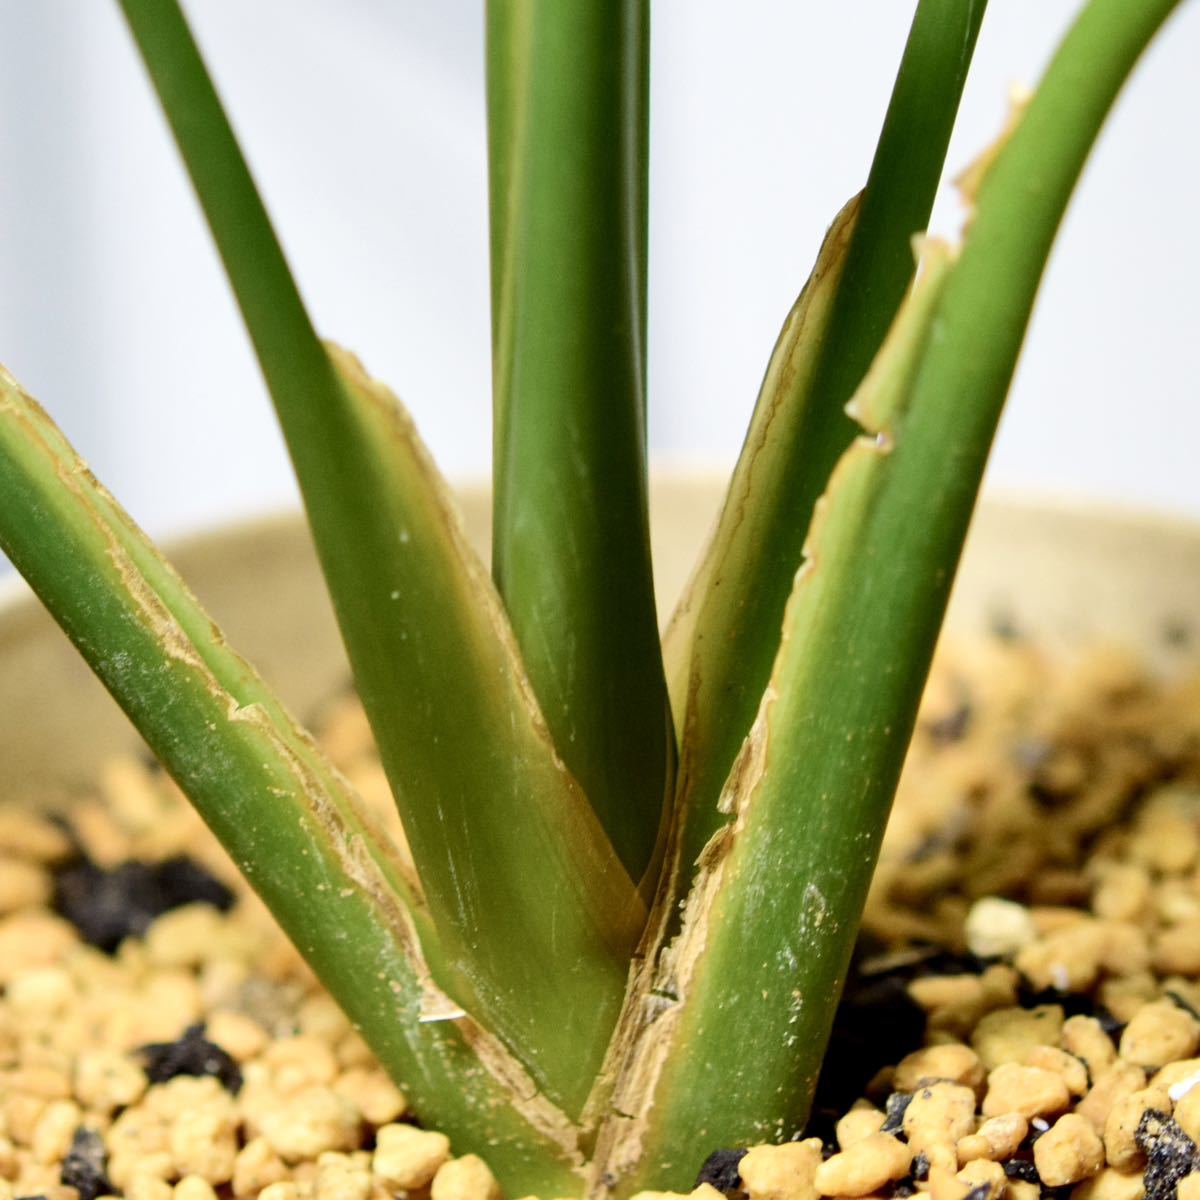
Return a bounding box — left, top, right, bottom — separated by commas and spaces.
1, 479, 1199, 805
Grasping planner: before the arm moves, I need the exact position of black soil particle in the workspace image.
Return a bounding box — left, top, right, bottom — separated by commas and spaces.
911, 1152, 930, 1182
695, 1147, 747, 1197
140, 1022, 243, 1094
1003, 1158, 1041, 1183
925, 700, 973, 744
963, 1186, 992, 1200
1167, 989, 1200, 1022
806, 969, 926, 1126
60, 1128, 111, 1200
1096, 1005, 1126, 1041
1136, 1109, 1200, 1200
54, 853, 233, 952
881, 1091, 913, 1135
1015, 980, 1096, 1015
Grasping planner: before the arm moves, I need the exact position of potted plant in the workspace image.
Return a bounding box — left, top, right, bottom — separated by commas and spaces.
0, 1, 1189, 1197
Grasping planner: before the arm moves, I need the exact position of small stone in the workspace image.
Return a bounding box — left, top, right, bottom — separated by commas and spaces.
1174, 1085, 1200, 1141
232, 1137, 289, 1196
314, 1150, 371, 1200
971, 1006, 1064, 1070
32, 1101, 81, 1166
956, 1157, 1006, 1199
1015, 922, 1106, 994
169, 1108, 237, 1185
982, 1064, 1071, 1119
173, 1177, 218, 1200
109, 1148, 176, 1193
430, 1154, 502, 1200
371, 1124, 450, 1190
1070, 1166, 1147, 1200
73, 1050, 148, 1113
737, 1140, 822, 1200
1033, 1113, 1105, 1186
1061, 1015, 1118, 1078
259, 1087, 359, 1162
1025, 1045, 1089, 1096
893, 1044, 985, 1094
126, 1176, 174, 1200
0, 912, 77, 985
331, 1068, 406, 1126
258, 1185, 300, 1200
1099, 922, 1152, 977
1149, 1058, 1200, 1095
0, 810, 73, 863
264, 1036, 339, 1096
908, 975, 987, 1037
836, 1102, 885, 1148
1005, 1181, 1040, 1200
1101, 975, 1160, 1025
925, 1165, 970, 1200
904, 1083, 977, 1144
0, 857, 52, 914
1105, 1088, 1173, 1171
965, 898, 1036, 959
956, 1113, 1028, 1163
1120, 1001, 1200, 1069
143, 905, 248, 970
813, 1132, 910, 1197
1078, 1062, 1150, 1131
1153, 921, 1200, 977
202, 1011, 267, 1063
1092, 864, 1152, 923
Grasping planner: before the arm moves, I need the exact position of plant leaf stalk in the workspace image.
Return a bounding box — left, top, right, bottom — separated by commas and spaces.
604, 0, 1184, 1189
116, 0, 641, 1115
487, 0, 673, 886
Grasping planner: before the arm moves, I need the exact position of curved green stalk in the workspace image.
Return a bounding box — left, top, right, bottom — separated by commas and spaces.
115, 0, 639, 1115
0, 366, 585, 1199
663, 0, 987, 896
487, 0, 673, 885
605, 0, 1183, 1190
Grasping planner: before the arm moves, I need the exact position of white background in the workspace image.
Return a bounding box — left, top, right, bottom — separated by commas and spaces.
0, 1, 1197, 553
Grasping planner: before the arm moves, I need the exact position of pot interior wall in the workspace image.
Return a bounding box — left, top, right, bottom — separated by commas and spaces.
2, 482, 1198, 804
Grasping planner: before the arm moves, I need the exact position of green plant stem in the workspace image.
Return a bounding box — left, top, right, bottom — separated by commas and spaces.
487, 0, 673, 885
0, 367, 586, 1199
663, 0, 986, 894
116, 0, 640, 1116
605, 0, 1182, 1190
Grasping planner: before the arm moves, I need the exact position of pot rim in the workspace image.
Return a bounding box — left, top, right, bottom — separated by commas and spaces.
3, 480, 1200, 616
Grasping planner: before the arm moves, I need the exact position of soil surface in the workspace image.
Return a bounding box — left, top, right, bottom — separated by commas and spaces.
3, 634, 1200, 1200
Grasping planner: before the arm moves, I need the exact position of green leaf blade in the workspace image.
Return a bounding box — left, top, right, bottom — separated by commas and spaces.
487, 0, 673, 885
